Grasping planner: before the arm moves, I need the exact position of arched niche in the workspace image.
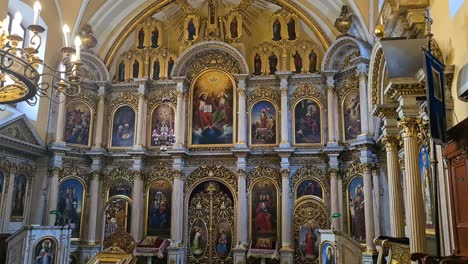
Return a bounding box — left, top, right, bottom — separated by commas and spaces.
321, 36, 371, 73
81, 51, 111, 82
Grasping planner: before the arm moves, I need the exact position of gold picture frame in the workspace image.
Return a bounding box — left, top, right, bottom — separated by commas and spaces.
184, 14, 201, 42
294, 178, 326, 202
32, 236, 59, 264
418, 143, 436, 236
144, 178, 173, 236
10, 174, 29, 222
319, 240, 336, 264
108, 104, 138, 150
248, 99, 279, 147
291, 97, 324, 146
104, 195, 133, 236
64, 99, 94, 148
57, 176, 87, 241
346, 174, 366, 245
341, 89, 361, 142
188, 69, 237, 148
147, 103, 176, 149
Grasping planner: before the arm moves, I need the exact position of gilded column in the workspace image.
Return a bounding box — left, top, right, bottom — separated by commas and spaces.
399, 118, 426, 254
363, 164, 376, 252
93, 84, 106, 150
357, 65, 369, 135
55, 93, 67, 143
235, 74, 248, 148
173, 78, 187, 148
382, 135, 405, 237
277, 73, 291, 148
134, 84, 146, 149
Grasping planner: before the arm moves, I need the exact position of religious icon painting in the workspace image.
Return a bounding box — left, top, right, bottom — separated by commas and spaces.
150, 104, 175, 147
64, 100, 92, 147
251, 179, 278, 240
250, 100, 278, 146
342, 90, 362, 141
296, 179, 323, 200
227, 12, 242, 40
321, 242, 336, 264
293, 98, 322, 145
108, 179, 133, 199
185, 15, 200, 42
33, 237, 58, 264
111, 105, 136, 148
11, 174, 27, 221
214, 219, 232, 259
299, 221, 320, 261
104, 198, 132, 236
190, 219, 208, 259
56, 178, 85, 239
347, 176, 365, 243
146, 179, 172, 237
190, 70, 236, 147
419, 144, 435, 233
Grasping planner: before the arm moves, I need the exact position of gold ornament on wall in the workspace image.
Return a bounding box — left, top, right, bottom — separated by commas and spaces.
247, 87, 281, 109
187, 165, 237, 193
334, 5, 353, 36
79, 25, 97, 49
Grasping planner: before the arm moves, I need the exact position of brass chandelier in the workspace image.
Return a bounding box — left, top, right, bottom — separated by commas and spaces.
0, 1, 85, 106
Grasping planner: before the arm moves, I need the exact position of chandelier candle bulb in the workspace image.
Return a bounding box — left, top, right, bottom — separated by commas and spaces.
13, 12, 22, 29
60, 64, 65, 80
74, 36, 81, 61
62, 24, 70, 47
33, 1, 41, 25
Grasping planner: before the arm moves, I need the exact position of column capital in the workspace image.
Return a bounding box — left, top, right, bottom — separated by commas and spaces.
236, 169, 246, 177
356, 63, 368, 79
233, 74, 249, 84
137, 83, 146, 95
281, 169, 290, 179
398, 117, 420, 138
381, 134, 400, 151
361, 163, 373, 173
173, 169, 185, 180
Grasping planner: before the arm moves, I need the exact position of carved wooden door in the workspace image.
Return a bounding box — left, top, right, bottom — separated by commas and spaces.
187, 181, 236, 264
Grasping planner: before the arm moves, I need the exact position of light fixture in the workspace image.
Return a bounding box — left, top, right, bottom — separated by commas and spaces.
0, 1, 85, 106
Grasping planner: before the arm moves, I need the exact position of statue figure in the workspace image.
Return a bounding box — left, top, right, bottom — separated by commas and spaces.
138, 28, 144, 48
292, 51, 302, 73
268, 52, 278, 75
188, 19, 196, 40
254, 53, 262, 76
167, 57, 174, 79
230, 16, 238, 39
151, 29, 159, 48
272, 18, 281, 41
153, 59, 160, 80
133, 60, 139, 78
309, 50, 317, 73
287, 17, 297, 40
118, 61, 125, 82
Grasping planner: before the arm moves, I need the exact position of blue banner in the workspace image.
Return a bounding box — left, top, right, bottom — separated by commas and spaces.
423, 50, 447, 144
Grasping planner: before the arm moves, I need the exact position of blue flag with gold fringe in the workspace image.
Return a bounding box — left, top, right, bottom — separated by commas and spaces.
423, 50, 447, 144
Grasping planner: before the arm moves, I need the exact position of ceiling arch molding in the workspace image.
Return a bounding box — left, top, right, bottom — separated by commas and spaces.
321, 36, 371, 73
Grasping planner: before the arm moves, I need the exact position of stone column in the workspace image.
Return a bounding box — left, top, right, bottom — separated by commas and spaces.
279, 155, 293, 264
234, 74, 248, 148
87, 157, 102, 244
47, 168, 60, 226
330, 170, 340, 230
276, 72, 291, 148
168, 155, 185, 264
383, 135, 405, 237
55, 93, 67, 144
134, 84, 147, 150
233, 154, 248, 263
372, 167, 381, 237
326, 75, 337, 143
338, 177, 344, 230
131, 158, 144, 241
92, 84, 106, 150
173, 78, 187, 149
1, 169, 16, 232
362, 164, 376, 252
357, 64, 370, 135
399, 118, 426, 254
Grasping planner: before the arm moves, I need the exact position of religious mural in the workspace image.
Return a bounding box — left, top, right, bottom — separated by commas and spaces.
190, 70, 235, 147
296, 180, 323, 200
146, 179, 171, 237
11, 174, 27, 220
419, 144, 434, 232
294, 99, 322, 145
33, 237, 57, 264
342, 90, 361, 141
56, 178, 85, 239
298, 221, 320, 261
251, 179, 278, 241
214, 219, 232, 259
250, 100, 277, 146
348, 176, 365, 243
321, 242, 336, 264
108, 179, 133, 199
190, 218, 208, 259
64, 101, 92, 146
111, 105, 136, 147
150, 104, 175, 147
104, 199, 132, 236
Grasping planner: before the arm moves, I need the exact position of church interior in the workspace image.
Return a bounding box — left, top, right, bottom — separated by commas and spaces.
0, 0, 467, 263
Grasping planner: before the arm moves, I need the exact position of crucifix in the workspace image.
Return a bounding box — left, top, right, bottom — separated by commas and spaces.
208, 0, 218, 28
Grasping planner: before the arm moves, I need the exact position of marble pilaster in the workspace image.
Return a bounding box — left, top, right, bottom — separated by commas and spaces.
276, 72, 291, 148
87, 157, 102, 244
55, 93, 67, 144
357, 64, 370, 135
134, 84, 147, 150
234, 74, 248, 148
362, 164, 376, 253
326, 75, 337, 144
173, 78, 188, 148
47, 168, 60, 226
92, 85, 106, 150
372, 167, 381, 237
130, 158, 144, 241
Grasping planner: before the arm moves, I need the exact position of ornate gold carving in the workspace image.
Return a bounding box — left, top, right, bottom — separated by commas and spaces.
337, 75, 359, 100
183, 50, 241, 80
0, 158, 13, 174
79, 24, 97, 49
289, 84, 325, 108
187, 165, 237, 192
381, 135, 399, 152
371, 48, 384, 106
67, 89, 98, 111
342, 159, 362, 186
145, 167, 173, 188
398, 118, 420, 138
13, 162, 36, 176
59, 165, 90, 186
110, 92, 139, 110
247, 87, 280, 109
104, 167, 136, 191
103, 229, 136, 254
386, 83, 426, 100
247, 164, 281, 189
293, 199, 329, 263
147, 90, 177, 111
334, 5, 353, 35
291, 165, 326, 193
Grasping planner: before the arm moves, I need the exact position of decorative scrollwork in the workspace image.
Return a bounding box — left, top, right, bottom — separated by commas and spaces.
247, 164, 281, 189
183, 50, 241, 80
147, 90, 177, 111
291, 165, 327, 193
0, 158, 13, 174
13, 161, 36, 176
342, 159, 362, 186
289, 84, 325, 108
104, 167, 137, 191
247, 87, 280, 109
59, 165, 90, 186
145, 166, 173, 189
67, 89, 98, 111
337, 75, 359, 100
110, 92, 139, 110
187, 165, 237, 192
371, 48, 384, 107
